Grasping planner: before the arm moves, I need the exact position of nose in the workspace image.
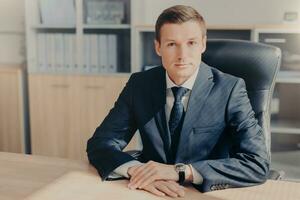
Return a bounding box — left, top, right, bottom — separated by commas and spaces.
177, 45, 188, 62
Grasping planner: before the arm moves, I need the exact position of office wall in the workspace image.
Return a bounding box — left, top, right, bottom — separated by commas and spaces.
0, 0, 299, 64
133, 0, 300, 25
0, 0, 25, 64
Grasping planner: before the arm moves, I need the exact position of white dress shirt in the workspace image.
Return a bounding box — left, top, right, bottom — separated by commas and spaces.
111, 67, 203, 184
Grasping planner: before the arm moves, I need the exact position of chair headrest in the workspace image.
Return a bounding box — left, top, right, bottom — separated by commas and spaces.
203, 39, 281, 91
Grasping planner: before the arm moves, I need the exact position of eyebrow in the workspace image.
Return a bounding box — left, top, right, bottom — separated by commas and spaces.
164, 37, 198, 42
164, 39, 176, 42
187, 37, 198, 40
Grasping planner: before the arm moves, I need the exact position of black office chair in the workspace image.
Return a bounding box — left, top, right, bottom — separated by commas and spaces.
202, 39, 284, 180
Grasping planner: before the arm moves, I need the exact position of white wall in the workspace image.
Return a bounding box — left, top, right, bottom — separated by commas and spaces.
0, 0, 25, 64
0, 0, 299, 64
133, 0, 300, 25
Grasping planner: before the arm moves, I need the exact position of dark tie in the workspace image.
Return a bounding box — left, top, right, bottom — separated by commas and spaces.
169, 87, 189, 160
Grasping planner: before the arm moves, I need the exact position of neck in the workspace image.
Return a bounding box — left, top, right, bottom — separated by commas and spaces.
169, 76, 188, 86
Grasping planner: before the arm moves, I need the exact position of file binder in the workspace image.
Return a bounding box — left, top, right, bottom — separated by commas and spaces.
54, 34, 65, 72
83, 35, 90, 73
107, 34, 117, 73
98, 34, 108, 73
90, 34, 99, 73
37, 33, 47, 72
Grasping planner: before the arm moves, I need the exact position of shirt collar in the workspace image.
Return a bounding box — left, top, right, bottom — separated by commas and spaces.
166, 67, 199, 90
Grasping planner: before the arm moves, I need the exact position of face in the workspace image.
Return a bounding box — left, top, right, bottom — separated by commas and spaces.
155, 20, 207, 85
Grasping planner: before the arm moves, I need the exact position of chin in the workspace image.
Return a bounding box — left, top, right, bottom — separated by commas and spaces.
173, 71, 193, 80
177, 68, 194, 76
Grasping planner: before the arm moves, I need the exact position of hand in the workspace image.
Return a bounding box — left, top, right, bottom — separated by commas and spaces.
127, 161, 178, 189
139, 180, 185, 198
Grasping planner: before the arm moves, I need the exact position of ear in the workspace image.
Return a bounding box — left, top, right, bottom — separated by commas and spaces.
201, 35, 207, 53
154, 39, 161, 56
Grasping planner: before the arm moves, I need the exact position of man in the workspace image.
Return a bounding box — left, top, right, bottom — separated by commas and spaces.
87, 5, 269, 198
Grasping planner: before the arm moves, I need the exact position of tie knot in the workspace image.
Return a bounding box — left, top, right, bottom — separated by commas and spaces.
171, 87, 189, 101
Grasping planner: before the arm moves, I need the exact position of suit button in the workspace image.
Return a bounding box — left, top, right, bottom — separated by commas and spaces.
210, 185, 217, 191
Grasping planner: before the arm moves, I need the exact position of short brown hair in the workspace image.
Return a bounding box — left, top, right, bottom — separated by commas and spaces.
155, 5, 207, 42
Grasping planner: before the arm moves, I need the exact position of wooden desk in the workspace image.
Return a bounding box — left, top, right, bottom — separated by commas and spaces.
0, 152, 95, 200
1, 152, 299, 200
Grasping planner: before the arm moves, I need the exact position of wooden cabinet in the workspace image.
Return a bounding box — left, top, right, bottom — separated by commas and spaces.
0, 65, 25, 153
28, 74, 134, 160
29, 75, 74, 158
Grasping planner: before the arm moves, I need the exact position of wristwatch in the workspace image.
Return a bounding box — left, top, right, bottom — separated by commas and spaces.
175, 163, 186, 185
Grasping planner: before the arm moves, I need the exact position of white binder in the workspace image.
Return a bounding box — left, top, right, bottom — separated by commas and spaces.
37, 33, 47, 72
107, 34, 117, 73
98, 34, 108, 73
83, 35, 90, 73
46, 33, 55, 72
63, 34, 72, 72
54, 34, 65, 73
89, 34, 99, 73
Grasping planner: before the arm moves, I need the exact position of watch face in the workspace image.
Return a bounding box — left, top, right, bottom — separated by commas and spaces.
175, 163, 186, 185
175, 163, 186, 172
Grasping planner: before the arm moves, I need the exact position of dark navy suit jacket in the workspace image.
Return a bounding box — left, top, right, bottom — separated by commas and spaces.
87, 62, 269, 192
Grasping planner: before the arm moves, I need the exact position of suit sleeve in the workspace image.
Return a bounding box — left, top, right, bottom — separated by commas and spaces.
191, 78, 270, 192
86, 74, 138, 180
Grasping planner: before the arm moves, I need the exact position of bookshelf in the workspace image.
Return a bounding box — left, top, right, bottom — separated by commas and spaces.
25, 0, 132, 74
25, 0, 138, 160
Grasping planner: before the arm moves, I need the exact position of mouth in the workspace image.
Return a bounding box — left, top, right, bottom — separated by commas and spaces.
174, 63, 190, 68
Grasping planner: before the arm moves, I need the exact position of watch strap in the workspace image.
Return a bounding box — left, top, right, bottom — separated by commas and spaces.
178, 171, 185, 185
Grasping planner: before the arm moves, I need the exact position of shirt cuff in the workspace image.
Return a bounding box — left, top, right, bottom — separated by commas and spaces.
189, 164, 203, 184
112, 160, 142, 178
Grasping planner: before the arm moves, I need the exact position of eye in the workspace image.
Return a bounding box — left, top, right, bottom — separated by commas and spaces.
188, 41, 197, 46
167, 42, 176, 47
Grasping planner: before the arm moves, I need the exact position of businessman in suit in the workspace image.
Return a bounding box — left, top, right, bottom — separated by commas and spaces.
87, 5, 269, 198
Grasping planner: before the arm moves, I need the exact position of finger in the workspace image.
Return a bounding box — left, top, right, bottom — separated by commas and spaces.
131, 170, 157, 189
130, 164, 152, 184
130, 161, 159, 186
129, 167, 152, 189
167, 180, 185, 190
130, 164, 146, 178
131, 161, 156, 179
127, 165, 139, 177
129, 165, 141, 173
137, 172, 158, 189
143, 185, 165, 197
166, 181, 185, 197
130, 161, 162, 189
155, 181, 178, 198
138, 171, 161, 189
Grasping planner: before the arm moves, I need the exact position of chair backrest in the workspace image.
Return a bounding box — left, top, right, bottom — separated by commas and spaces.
202, 39, 281, 156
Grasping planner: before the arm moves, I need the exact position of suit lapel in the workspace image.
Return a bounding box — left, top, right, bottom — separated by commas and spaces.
175, 63, 215, 161
151, 67, 172, 163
